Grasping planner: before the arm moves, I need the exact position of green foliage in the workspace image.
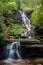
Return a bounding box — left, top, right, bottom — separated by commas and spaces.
3, 10, 15, 25
8, 24, 26, 37
0, 0, 4, 2
21, 3, 32, 10
13, 0, 41, 10
0, 1, 17, 25
0, 0, 43, 40
0, 22, 5, 41
41, 0, 43, 4
21, 0, 41, 10
6, 2, 17, 10
0, 22, 3, 32
0, 0, 41, 10
0, 2, 7, 22
0, 1, 17, 16
15, 0, 22, 9
0, 33, 5, 41
31, 4, 43, 29
0, 0, 14, 2
0, 2, 5, 16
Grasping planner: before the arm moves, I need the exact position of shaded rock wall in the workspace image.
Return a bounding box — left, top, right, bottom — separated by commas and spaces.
0, 40, 43, 60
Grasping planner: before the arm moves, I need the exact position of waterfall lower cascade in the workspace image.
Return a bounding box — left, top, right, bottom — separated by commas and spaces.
19, 10, 31, 38
3, 42, 22, 63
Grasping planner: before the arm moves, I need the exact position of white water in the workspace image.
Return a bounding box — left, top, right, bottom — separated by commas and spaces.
19, 10, 31, 38
3, 42, 22, 63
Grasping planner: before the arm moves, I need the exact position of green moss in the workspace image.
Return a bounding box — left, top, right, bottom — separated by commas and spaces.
31, 4, 43, 29
8, 24, 26, 37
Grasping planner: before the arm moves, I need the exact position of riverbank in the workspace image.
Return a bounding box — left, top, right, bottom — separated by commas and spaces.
0, 58, 43, 65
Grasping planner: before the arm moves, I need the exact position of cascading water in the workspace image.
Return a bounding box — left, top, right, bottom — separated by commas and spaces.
19, 10, 31, 38
3, 42, 22, 63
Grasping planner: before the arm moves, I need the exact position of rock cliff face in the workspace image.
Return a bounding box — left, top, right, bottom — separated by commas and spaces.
21, 40, 43, 58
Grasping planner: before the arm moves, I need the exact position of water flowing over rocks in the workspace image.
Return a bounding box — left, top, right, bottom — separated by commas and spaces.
0, 39, 43, 60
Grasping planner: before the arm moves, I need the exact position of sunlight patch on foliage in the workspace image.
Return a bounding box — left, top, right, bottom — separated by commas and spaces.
7, 24, 26, 37
6, 2, 17, 10
31, 4, 43, 29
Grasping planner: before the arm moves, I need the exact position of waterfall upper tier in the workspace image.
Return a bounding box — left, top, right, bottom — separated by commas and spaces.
19, 10, 32, 38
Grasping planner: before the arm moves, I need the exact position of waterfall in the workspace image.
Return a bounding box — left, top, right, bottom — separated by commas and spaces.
19, 10, 31, 38
3, 42, 22, 63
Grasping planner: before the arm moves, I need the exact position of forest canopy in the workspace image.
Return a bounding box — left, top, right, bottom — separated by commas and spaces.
0, 0, 41, 10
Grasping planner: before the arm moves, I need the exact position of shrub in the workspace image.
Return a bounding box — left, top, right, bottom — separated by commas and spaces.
0, 2, 6, 16
6, 2, 17, 10
0, 22, 3, 32
0, 22, 5, 41
8, 24, 26, 37
41, 0, 43, 4
31, 4, 43, 29
21, 3, 32, 11
0, 33, 5, 41
0, 2, 18, 26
